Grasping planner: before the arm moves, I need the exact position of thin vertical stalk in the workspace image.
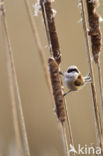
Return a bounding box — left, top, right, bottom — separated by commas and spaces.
0, 1, 23, 155
79, 0, 103, 149
97, 60, 103, 116
64, 101, 74, 152
23, 0, 52, 97
61, 123, 70, 156
0, 1, 31, 156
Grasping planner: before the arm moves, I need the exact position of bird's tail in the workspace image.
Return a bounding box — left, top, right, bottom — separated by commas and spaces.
84, 73, 91, 83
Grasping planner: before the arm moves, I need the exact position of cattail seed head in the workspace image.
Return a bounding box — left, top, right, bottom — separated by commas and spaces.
48, 57, 66, 122
86, 0, 102, 63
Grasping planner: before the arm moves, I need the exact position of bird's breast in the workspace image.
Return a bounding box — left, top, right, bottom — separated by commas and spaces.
64, 75, 84, 91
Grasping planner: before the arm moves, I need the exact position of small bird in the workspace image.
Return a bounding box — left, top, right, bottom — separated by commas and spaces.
59, 65, 91, 96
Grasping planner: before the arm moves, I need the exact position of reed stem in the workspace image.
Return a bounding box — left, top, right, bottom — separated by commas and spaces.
23, 0, 54, 107
0, 1, 23, 155
97, 60, 103, 117
61, 123, 70, 156
0, 1, 31, 155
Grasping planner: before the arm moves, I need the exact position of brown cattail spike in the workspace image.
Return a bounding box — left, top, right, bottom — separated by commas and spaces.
40, 0, 61, 64
86, 0, 102, 63
48, 57, 66, 122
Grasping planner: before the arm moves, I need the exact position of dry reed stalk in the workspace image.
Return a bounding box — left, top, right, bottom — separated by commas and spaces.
86, 0, 103, 128
97, 61, 103, 116
79, 0, 103, 150
0, 1, 23, 155
61, 123, 70, 156
40, 1, 75, 156
0, 1, 31, 156
23, 0, 53, 102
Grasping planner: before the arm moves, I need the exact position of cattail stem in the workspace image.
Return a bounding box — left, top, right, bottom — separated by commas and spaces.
79, 0, 103, 148
61, 123, 70, 156
64, 102, 75, 150
0, 1, 31, 155
97, 60, 103, 117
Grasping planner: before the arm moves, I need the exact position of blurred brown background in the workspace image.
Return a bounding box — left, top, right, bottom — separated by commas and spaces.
0, 0, 103, 155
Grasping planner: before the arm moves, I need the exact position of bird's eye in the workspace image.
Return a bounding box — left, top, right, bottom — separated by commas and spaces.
67, 68, 79, 73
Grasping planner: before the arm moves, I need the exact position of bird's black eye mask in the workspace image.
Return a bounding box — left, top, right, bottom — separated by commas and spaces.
67, 68, 79, 73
